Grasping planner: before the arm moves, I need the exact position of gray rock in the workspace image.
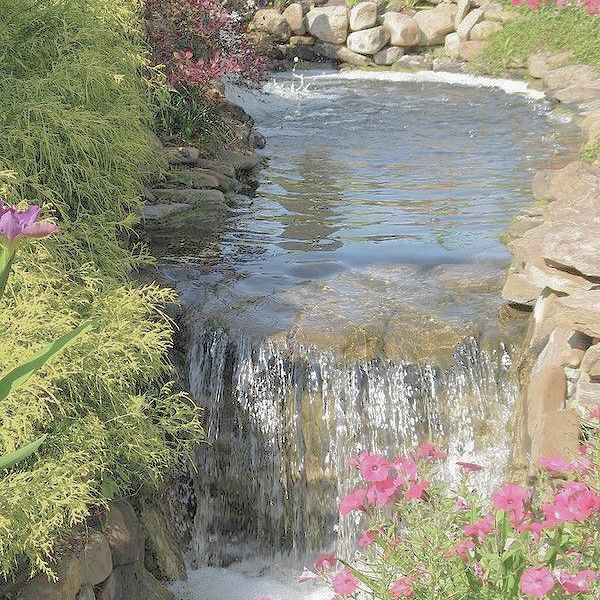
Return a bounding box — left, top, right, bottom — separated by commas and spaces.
393, 54, 433, 71
432, 56, 467, 72
75, 585, 95, 600
349, 2, 377, 32
142, 203, 191, 222
103, 500, 144, 567
165, 169, 220, 190
254, 9, 291, 41
289, 35, 315, 46
140, 502, 187, 582
456, 8, 484, 40
527, 51, 573, 79
114, 565, 175, 600
454, 0, 472, 29
469, 20, 501, 41
18, 555, 83, 600
444, 32, 460, 59
381, 13, 422, 47
79, 532, 112, 586
347, 26, 389, 55
306, 6, 348, 44
152, 189, 226, 207
414, 4, 458, 46
373, 46, 405, 66
582, 111, 600, 141
542, 64, 598, 91
552, 82, 600, 104
95, 572, 121, 600
283, 3, 306, 35
337, 45, 373, 66
196, 158, 236, 178
165, 146, 199, 166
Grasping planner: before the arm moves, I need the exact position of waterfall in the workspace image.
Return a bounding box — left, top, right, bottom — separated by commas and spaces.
169, 324, 517, 568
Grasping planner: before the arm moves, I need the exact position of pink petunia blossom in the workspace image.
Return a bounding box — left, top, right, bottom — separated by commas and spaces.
359, 453, 390, 482
404, 480, 429, 501
367, 477, 400, 507
520, 567, 556, 598
331, 568, 359, 595
558, 569, 598, 595
389, 576, 415, 598
297, 568, 318, 583
415, 443, 446, 460
457, 461, 484, 472
453, 496, 470, 512
314, 553, 337, 571
340, 488, 368, 516
492, 483, 529, 512
454, 538, 475, 561
463, 514, 495, 543
392, 455, 418, 480
358, 530, 376, 548
539, 455, 574, 473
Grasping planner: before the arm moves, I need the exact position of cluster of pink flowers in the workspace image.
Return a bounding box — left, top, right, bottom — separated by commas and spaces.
511, 0, 600, 14
146, 0, 267, 88
298, 438, 599, 600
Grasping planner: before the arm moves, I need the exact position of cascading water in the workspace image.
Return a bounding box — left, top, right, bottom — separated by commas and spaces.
161, 71, 579, 598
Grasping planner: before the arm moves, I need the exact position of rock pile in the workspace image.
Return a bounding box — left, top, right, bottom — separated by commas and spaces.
252, 0, 516, 68
501, 53, 600, 462
12, 500, 179, 600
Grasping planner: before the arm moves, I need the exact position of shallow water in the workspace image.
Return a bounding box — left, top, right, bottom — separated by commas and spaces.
166, 72, 579, 600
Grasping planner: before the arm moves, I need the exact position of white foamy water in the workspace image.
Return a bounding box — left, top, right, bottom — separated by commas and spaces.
170, 565, 330, 600
319, 69, 546, 99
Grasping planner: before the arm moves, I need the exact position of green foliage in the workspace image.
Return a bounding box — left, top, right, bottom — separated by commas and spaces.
0, 0, 204, 580
581, 137, 600, 163
474, 6, 600, 75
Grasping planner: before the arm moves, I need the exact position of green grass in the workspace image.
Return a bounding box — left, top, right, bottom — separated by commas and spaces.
474, 6, 600, 75
0, 0, 204, 580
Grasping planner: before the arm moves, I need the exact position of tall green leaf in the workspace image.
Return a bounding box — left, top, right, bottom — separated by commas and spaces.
0, 320, 96, 401
0, 434, 47, 470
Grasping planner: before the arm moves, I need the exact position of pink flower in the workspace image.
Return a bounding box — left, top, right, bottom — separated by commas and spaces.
539, 455, 574, 473
518, 519, 548, 542
390, 576, 414, 598
463, 514, 495, 543
392, 455, 418, 481
331, 568, 359, 596
359, 453, 390, 482
367, 477, 400, 507
579, 442, 594, 456
340, 488, 368, 516
588, 404, 600, 420
358, 530, 376, 548
520, 567, 555, 598
558, 569, 598, 595
454, 539, 475, 561
492, 483, 529, 512
543, 482, 600, 524
453, 497, 470, 512
457, 461, 484, 472
297, 568, 318, 583
415, 443, 446, 460
404, 480, 429, 501
314, 553, 337, 571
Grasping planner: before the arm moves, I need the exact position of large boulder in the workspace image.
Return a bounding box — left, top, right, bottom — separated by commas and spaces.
454, 0, 472, 28
527, 51, 573, 79
582, 111, 600, 142
444, 32, 460, 59
349, 2, 377, 32
381, 13, 422, 47
347, 26, 389, 55
414, 4, 458, 46
283, 3, 306, 35
18, 555, 83, 600
373, 46, 405, 65
552, 82, 600, 104
456, 8, 484, 40
306, 6, 348, 44
313, 42, 372, 66
253, 9, 291, 41
542, 64, 598, 91
102, 500, 145, 567
78, 532, 113, 586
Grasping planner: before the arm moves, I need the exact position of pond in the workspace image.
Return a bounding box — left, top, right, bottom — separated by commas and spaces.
164, 70, 578, 600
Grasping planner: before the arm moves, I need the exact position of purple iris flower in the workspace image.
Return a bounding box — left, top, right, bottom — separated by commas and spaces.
0, 200, 59, 245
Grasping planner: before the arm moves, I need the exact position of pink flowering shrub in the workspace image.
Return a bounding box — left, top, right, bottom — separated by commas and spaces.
302, 423, 600, 599
145, 0, 268, 87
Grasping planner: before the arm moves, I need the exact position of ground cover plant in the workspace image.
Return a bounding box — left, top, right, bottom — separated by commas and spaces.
293, 420, 599, 600
0, 0, 204, 580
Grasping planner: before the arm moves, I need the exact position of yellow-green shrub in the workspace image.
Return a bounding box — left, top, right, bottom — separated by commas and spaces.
0, 0, 204, 579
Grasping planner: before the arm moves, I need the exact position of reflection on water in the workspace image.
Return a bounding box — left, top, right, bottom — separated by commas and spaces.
162, 72, 577, 339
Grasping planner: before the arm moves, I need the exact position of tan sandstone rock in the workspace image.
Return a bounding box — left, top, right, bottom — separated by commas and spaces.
349, 1, 377, 32
306, 6, 349, 44
254, 9, 291, 41
414, 4, 458, 46
381, 13, 422, 47
347, 26, 390, 55
283, 3, 306, 35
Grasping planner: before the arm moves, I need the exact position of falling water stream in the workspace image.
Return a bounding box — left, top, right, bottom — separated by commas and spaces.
161, 71, 579, 599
